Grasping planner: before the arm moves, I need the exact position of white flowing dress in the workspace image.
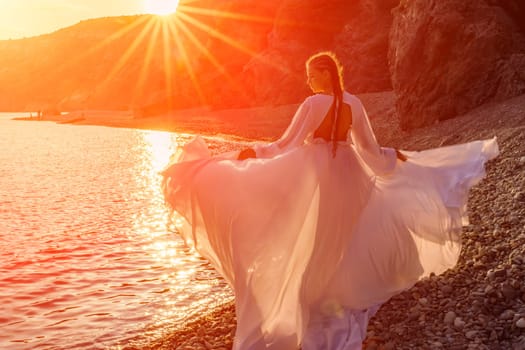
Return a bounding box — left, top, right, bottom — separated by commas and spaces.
162, 92, 498, 350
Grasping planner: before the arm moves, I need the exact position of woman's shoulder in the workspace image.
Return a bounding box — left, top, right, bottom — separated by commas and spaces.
342, 91, 361, 104
301, 92, 363, 110
304, 92, 361, 104
299, 94, 333, 121
304, 93, 333, 104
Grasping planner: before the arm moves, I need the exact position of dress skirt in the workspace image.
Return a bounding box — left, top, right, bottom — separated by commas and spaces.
162, 135, 498, 350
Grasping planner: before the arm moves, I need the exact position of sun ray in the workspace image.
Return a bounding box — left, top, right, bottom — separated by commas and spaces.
176, 3, 306, 35
161, 19, 176, 111
133, 19, 162, 104
54, 15, 152, 76
177, 5, 276, 24
178, 3, 324, 48
80, 16, 152, 66
176, 11, 259, 59
176, 9, 289, 76
167, 18, 207, 106
178, 4, 274, 23
101, 18, 157, 88
174, 19, 227, 76
174, 17, 251, 104
88, 16, 151, 55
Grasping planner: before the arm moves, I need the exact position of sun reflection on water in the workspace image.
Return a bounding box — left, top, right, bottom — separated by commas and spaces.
141, 130, 180, 172
130, 130, 232, 334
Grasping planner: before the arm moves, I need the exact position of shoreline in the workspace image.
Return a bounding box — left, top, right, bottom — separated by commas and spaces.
8, 91, 400, 143
10, 104, 298, 142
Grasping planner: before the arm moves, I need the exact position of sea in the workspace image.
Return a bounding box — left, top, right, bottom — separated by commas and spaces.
0, 113, 235, 350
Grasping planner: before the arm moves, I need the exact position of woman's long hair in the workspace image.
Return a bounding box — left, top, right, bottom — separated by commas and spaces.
306, 51, 344, 157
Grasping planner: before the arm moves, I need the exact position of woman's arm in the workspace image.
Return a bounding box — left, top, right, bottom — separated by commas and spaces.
237, 148, 256, 160
249, 98, 314, 159
396, 149, 407, 162
348, 94, 402, 174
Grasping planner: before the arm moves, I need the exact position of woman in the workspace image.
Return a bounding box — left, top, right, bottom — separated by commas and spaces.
162, 52, 498, 349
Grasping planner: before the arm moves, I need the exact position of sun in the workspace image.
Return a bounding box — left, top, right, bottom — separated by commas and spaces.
144, 0, 180, 16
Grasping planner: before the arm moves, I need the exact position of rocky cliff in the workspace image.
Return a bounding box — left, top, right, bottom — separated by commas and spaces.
243, 0, 396, 105
389, 0, 525, 130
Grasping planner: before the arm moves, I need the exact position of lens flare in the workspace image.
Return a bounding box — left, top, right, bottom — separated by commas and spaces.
144, 0, 180, 16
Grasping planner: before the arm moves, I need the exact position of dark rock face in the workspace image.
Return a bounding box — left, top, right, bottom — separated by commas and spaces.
241, 0, 356, 106
242, 0, 397, 106
184, 0, 280, 108
389, 0, 525, 130
335, 0, 398, 93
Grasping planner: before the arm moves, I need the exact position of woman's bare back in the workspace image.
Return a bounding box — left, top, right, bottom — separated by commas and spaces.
313, 102, 352, 141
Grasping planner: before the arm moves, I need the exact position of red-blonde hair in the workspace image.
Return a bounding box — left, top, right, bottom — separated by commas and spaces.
306, 52, 345, 157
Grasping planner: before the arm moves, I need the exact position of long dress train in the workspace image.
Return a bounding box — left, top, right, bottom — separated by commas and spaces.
161, 92, 498, 349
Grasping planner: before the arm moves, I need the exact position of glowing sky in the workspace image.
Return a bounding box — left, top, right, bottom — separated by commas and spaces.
0, 0, 151, 40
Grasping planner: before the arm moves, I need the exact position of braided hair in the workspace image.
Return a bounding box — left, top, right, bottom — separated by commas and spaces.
306, 51, 344, 157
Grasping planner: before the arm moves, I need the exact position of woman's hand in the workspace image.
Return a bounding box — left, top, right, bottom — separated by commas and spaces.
238, 148, 256, 160
395, 149, 407, 162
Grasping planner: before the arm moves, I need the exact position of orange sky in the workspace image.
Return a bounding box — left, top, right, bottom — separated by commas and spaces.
0, 0, 159, 40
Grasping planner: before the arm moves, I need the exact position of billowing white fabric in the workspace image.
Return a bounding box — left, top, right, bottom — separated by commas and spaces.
162, 92, 498, 350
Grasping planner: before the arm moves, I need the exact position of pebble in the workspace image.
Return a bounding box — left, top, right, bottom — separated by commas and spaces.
500, 309, 515, 320
501, 283, 517, 299
454, 317, 466, 329
441, 285, 453, 294
514, 191, 525, 202
484, 284, 494, 294
383, 341, 396, 350
444, 311, 456, 325
360, 108, 525, 348
465, 331, 477, 340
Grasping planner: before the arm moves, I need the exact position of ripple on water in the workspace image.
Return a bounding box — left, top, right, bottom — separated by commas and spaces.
0, 122, 235, 350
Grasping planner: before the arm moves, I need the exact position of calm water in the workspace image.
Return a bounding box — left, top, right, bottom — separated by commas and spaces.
0, 113, 236, 350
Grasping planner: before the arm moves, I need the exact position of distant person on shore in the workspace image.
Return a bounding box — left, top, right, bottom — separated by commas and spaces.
162, 52, 498, 349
